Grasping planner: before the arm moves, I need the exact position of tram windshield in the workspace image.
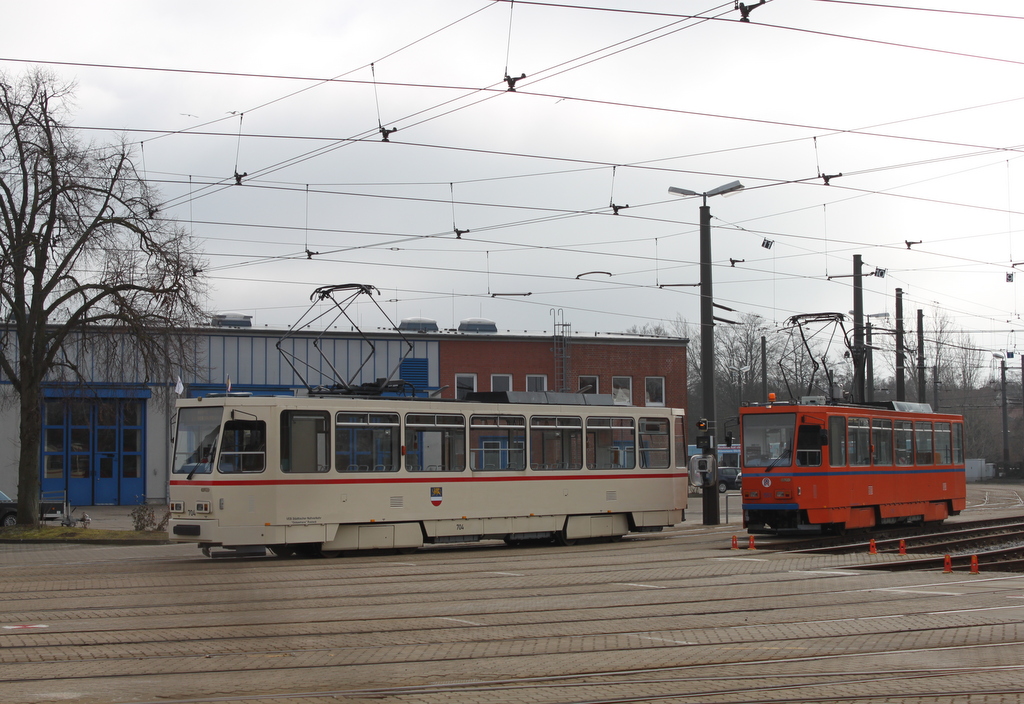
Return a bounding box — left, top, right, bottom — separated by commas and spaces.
172, 406, 224, 476
742, 413, 795, 468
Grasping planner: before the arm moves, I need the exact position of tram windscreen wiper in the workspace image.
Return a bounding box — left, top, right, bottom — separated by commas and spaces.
763, 449, 791, 473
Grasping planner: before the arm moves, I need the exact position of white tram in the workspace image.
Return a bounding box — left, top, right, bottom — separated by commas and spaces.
167, 391, 688, 557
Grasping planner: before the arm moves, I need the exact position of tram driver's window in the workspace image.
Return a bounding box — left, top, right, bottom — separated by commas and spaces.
281, 411, 330, 472
796, 424, 823, 466
219, 419, 266, 473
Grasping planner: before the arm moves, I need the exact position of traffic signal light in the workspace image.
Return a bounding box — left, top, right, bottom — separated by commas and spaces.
696, 418, 708, 432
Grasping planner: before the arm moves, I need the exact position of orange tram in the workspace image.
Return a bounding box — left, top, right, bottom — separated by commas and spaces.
740, 397, 966, 534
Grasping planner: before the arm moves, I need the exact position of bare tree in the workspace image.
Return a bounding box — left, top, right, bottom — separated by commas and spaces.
0, 69, 207, 525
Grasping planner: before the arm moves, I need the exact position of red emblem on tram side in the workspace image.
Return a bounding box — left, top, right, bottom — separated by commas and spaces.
430, 486, 443, 506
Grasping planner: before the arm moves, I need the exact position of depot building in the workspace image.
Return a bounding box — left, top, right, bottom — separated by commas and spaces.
0, 316, 688, 507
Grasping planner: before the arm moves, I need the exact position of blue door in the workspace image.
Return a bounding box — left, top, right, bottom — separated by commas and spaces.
40, 395, 147, 506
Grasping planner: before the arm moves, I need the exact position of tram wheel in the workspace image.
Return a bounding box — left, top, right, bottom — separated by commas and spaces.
319, 550, 342, 558
553, 531, 577, 546
292, 543, 322, 558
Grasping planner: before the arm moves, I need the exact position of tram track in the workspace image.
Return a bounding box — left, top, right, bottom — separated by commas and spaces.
3, 498, 1023, 704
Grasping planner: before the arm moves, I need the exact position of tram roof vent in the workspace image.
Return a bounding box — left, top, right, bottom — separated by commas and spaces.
800, 396, 828, 405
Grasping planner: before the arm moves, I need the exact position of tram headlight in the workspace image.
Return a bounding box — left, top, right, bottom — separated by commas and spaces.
196, 501, 211, 514
169, 501, 184, 513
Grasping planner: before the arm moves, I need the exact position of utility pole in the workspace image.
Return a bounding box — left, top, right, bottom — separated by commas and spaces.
761, 335, 768, 403
866, 322, 875, 402
895, 288, 906, 401
1001, 357, 1010, 470
917, 309, 926, 403
852, 255, 866, 403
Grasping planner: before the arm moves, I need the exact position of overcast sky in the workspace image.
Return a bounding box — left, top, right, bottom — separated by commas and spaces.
4, 0, 1024, 363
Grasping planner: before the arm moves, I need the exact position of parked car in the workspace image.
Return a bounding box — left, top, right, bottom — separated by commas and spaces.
0, 490, 20, 527
718, 466, 742, 493
0, 490, 67, 527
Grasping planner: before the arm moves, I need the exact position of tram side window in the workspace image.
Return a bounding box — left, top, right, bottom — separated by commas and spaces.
796, 424, 823, 466
934, 422, 952, 464
336, 413, 400, 472
281, 411, 330, 473
530, 416, 583, 470
895, 420, 914, 466
953, 423, 965, 464
639, 417, 670, 469
405, 414, 466, 472
872, 419, 893, 466
218, 420, 266, 473
828, 416, 846, 467
848, 418, 870, 466
915, 421, 934, 465
586, 417, 636, 469
469, 415, 526, 470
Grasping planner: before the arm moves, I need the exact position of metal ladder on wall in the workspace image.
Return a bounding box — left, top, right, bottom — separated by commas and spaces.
553, 320, 571, 392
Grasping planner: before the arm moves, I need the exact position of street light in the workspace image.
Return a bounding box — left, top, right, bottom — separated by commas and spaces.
668, 180, 744, 525
728, 364, 751, 406
994, 352, 1010, 471
850, 311, 889, 402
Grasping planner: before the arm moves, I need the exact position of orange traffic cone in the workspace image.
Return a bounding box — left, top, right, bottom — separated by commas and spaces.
970, 555, 980, 574
869, 538, 877, 555
943, 555, 953, 573
748, 535, 756, 550
898, 539, 906, 556
731, 535, 739, 550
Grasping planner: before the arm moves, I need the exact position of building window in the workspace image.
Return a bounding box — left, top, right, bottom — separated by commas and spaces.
612, 376, 632, 405
491, 374, 512, 392
578, 375, 598, 394
645, 377, 665, 406
455, 374, 476, 400
526, 375, 547, 392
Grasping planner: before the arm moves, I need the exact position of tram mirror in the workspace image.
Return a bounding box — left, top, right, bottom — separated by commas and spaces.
688, 455, 717, 487
819, 429, 829, 445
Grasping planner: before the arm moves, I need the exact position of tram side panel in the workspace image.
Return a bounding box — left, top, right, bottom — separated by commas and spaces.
740, 403, 966, 533
168, 397, 686, 551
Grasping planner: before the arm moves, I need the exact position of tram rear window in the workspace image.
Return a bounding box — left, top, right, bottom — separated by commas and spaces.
336, 412, 400, 472
639, 417, 670, 469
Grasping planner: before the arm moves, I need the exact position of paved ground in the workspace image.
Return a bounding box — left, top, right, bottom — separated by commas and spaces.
0, 482, 1021, 704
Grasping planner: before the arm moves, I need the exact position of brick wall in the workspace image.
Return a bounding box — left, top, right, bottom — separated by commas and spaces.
438, 336, 687, 409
